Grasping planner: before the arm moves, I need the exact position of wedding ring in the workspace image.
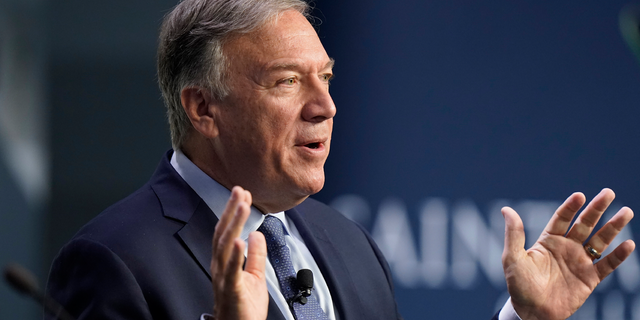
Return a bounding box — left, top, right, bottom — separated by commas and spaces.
584, 245, 602, 260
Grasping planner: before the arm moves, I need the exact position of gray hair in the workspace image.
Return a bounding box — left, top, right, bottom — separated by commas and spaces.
158, 0, 310, 149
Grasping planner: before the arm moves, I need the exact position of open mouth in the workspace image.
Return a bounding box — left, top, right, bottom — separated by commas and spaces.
305, 142, 321, 149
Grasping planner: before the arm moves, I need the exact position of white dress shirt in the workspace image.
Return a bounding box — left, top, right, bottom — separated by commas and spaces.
170, 150, 336, 320
171, 149, 520, 320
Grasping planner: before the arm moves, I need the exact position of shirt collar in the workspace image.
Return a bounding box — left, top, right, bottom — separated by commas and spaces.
170, 149, 288, 240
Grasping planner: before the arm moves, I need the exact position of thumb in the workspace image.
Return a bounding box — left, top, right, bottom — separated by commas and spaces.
502, 206, 526, 267
245, 231, 267, 278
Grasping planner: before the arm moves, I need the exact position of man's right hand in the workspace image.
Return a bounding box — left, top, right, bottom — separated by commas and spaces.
210, 186, 269, 320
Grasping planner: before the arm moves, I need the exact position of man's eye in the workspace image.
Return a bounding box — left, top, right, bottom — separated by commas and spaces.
321, 74, 333, 83
280, 78, 296, 85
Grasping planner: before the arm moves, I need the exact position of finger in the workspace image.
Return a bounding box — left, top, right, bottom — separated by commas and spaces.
245, 231, 267, 277
595, 239, 636, 280
502, 206, 526, 266
213, 186, 244, 248
224, 238, 247, 285
587, 207, 634, 254
244, 190, 252, 209
566, 188, 615, 243
215, 201, 251, 268
543, 192, 586, 236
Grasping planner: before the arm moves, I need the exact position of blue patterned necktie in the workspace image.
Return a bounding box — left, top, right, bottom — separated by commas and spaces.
258, 216, 330, 320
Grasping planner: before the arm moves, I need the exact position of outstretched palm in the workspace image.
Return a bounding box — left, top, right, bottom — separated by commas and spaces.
502, 189, 635, 320
210, 187, 269, 320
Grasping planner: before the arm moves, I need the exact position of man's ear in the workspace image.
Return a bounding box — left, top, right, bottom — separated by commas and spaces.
180, 87, 219, 138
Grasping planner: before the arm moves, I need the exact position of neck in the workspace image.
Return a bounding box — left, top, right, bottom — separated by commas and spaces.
180, 136, 308, 214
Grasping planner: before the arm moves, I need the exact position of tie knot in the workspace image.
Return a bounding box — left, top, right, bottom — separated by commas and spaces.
258, 216, 287, 248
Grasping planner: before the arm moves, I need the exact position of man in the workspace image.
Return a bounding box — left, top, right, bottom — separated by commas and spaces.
46, 0, 635, 319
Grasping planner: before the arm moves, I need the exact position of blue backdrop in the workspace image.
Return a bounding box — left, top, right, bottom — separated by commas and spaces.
312, 1, 640, 319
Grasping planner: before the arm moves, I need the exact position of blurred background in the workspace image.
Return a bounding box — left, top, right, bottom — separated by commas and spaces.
1, 0, 640, 319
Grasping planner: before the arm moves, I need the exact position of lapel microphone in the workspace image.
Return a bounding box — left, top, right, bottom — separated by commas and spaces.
3, 263, 76, 320
290, 269, 314, 305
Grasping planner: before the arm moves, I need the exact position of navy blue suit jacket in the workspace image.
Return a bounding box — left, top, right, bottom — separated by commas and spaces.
46, 151, 402, 320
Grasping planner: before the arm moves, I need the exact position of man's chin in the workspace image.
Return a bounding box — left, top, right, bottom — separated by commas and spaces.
298, 173, 325, 196
281, 175, 325, 209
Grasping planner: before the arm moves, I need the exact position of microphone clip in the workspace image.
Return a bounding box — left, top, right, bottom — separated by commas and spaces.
291, 287, 312, 305
288, 269, 314, 306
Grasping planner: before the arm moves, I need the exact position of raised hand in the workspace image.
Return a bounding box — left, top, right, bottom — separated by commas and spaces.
210, 186, 269, 320
502, 188, 635, 320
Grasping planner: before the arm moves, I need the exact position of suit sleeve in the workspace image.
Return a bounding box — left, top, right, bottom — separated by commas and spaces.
46, 237, 153, 320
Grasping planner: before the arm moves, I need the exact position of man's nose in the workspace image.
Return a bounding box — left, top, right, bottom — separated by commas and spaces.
301, 79, 336, 123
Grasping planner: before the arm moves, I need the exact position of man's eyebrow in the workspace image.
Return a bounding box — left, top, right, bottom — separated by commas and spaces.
267, 62, 300, 71
325, 58, 335, 71
266, 58, 335, 72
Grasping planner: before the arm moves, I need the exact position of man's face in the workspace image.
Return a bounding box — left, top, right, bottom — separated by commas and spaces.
211, 10, 335, 213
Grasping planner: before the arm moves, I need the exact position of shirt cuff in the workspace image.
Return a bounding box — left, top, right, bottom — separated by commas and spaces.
498, 297, 522, 320
200, 314, 214, 320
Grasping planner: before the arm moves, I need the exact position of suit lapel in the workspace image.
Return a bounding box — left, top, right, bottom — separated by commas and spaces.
176, 200, 217, 278
150, 151, 286, 320
148, 152, 215, 277
286, 206, 361, 320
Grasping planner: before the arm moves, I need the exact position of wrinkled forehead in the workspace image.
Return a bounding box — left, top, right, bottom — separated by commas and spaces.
223, 10, 330, 72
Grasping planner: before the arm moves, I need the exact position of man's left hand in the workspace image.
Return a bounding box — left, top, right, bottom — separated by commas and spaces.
502, 188, 635, 320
